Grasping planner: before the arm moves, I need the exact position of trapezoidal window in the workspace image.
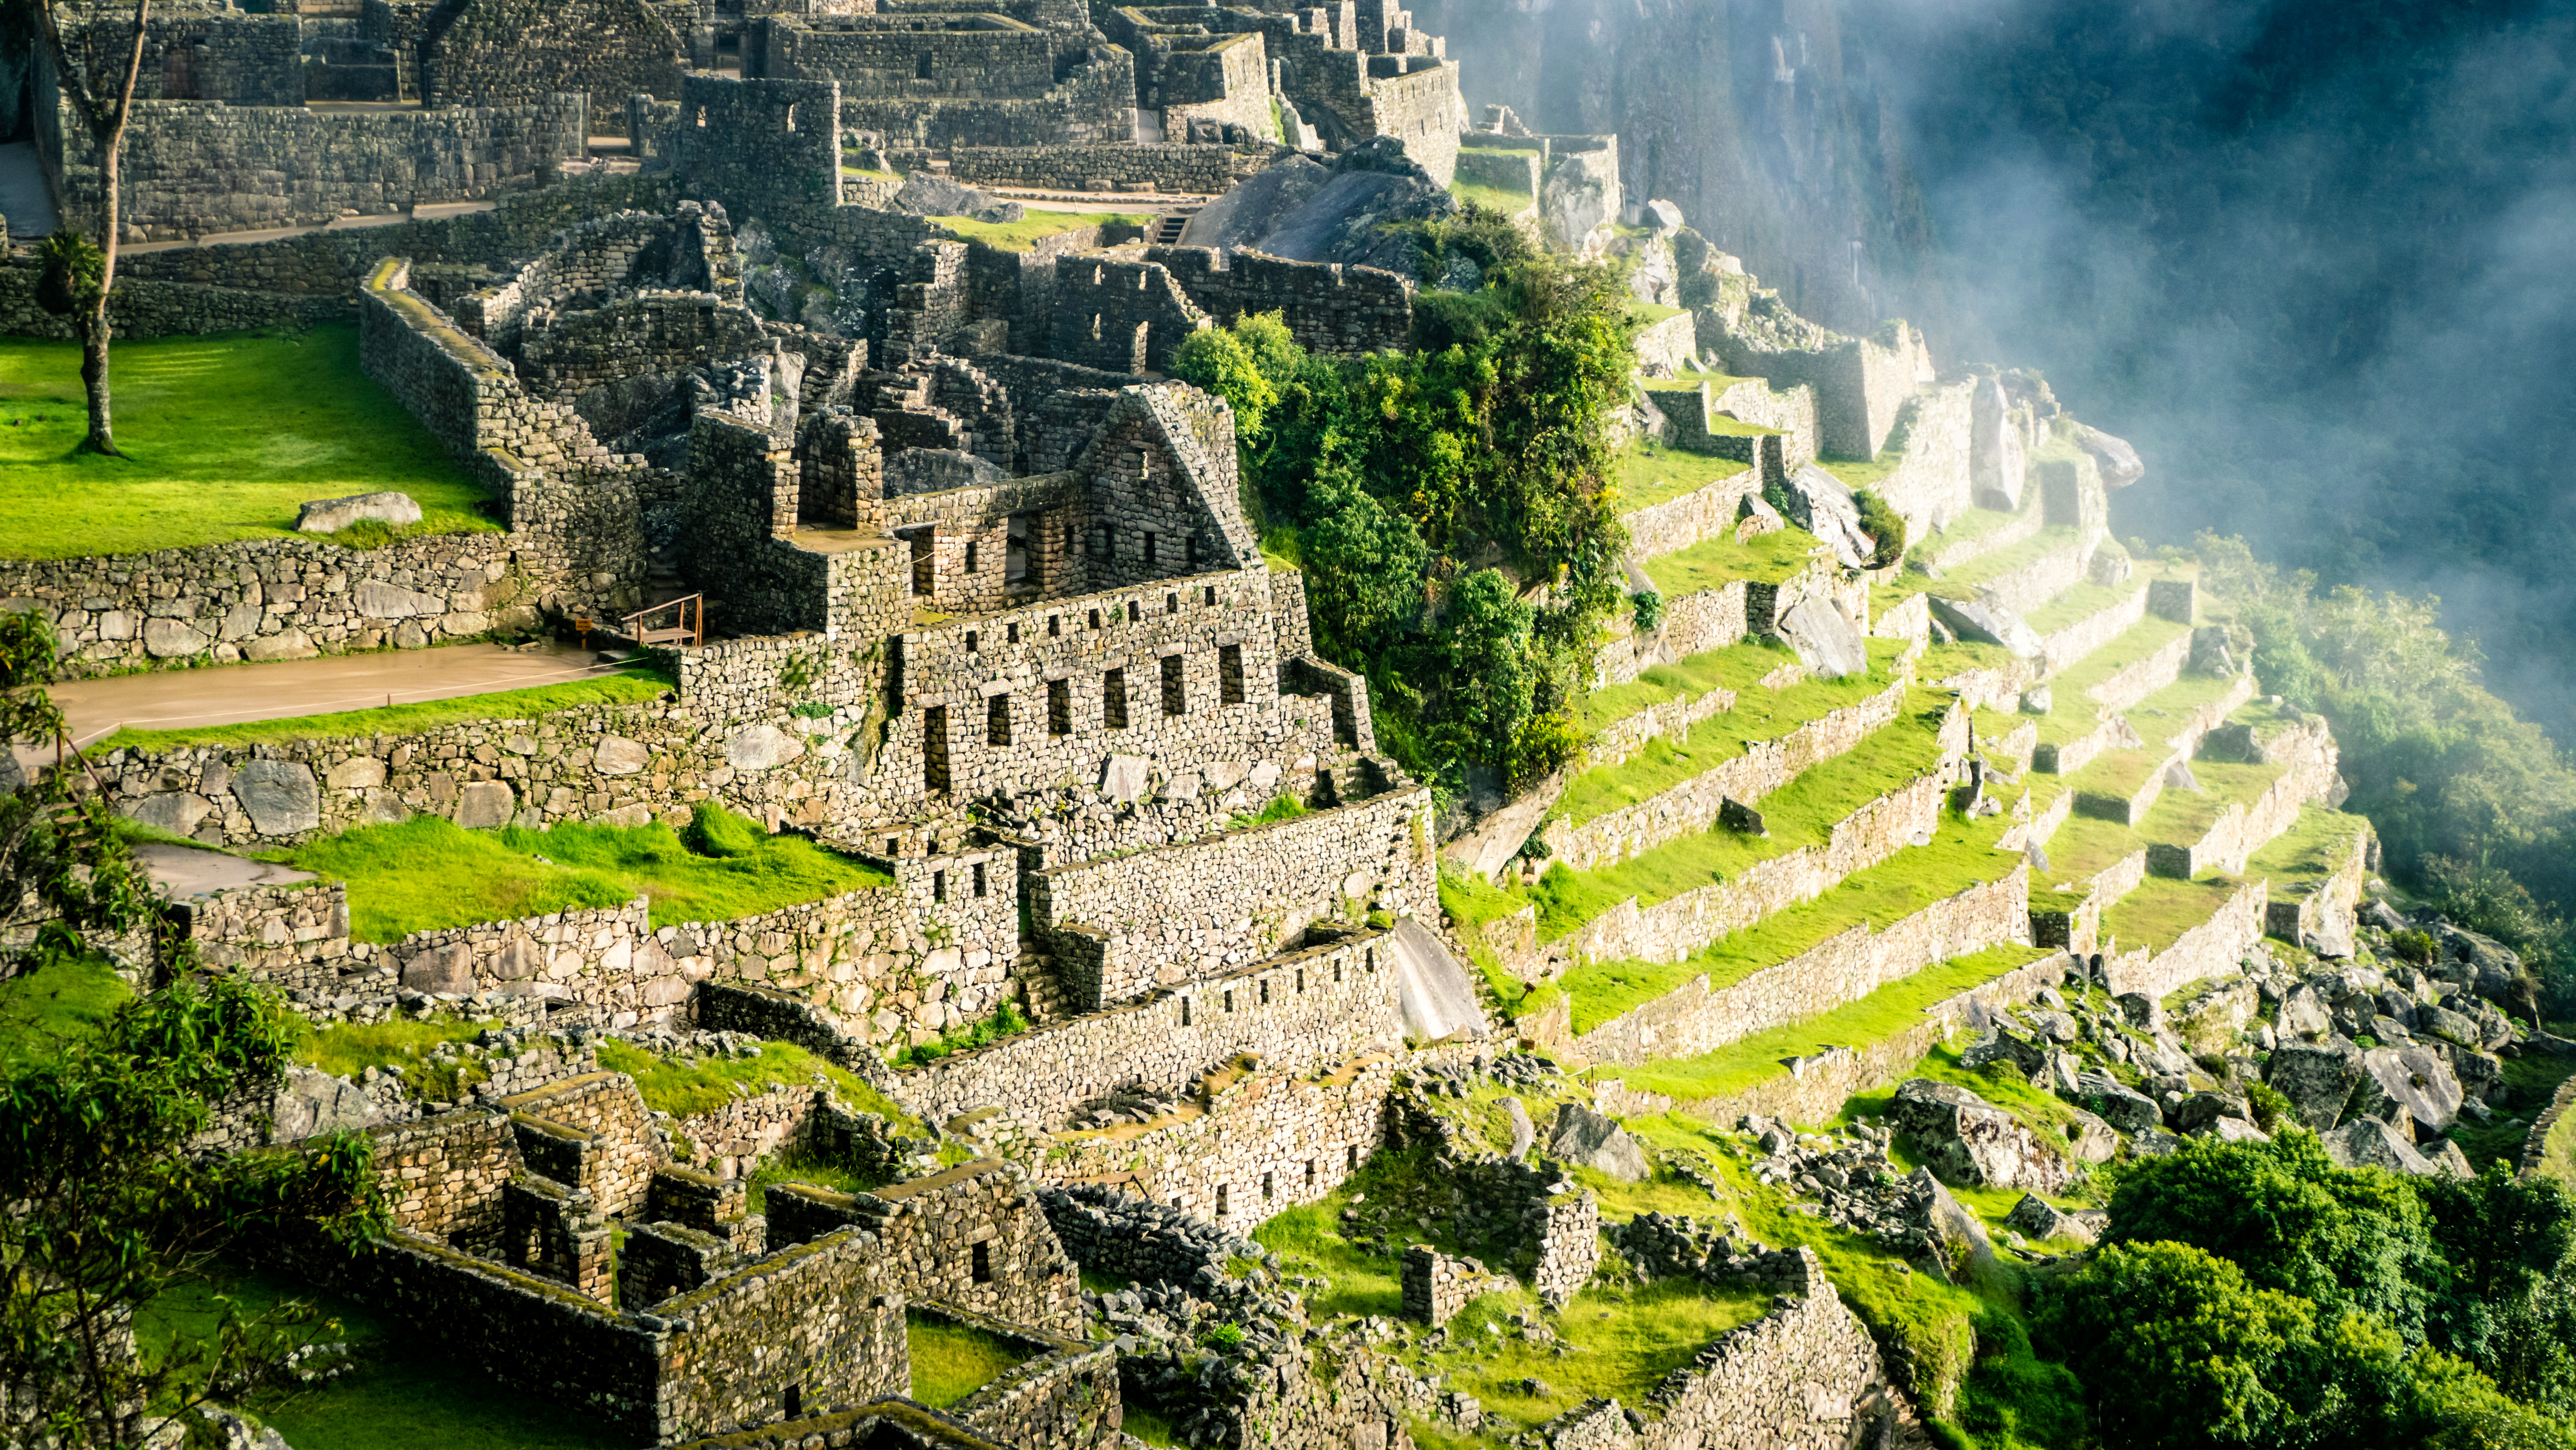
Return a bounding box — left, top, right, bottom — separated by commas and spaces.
987, 692, 1011, 747
1048, 678, 1071, 735
1005, 514, 1031, 584
972, 862, 988, 897
971, 1241, 993, 1282
1219, 644, 1244, 704
906, 530, 934, 596
1103, 669, 1128, 729
1161, 654, 1186, 715
964, 540, 979, 574
1143, 531, 1158, 564
917, 51, 934, 79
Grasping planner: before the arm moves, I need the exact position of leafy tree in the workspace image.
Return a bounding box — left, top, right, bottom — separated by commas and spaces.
1299, 478, 1427, 667
0, 612, 160, 966
2041, 1240, 2331, 1448
1852, 490, 1908, 569
11, 0, 156, 455
2100, 1131, 2441, 1341
0, 970, 388, 1447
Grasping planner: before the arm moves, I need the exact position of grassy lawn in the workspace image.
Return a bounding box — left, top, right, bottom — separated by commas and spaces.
0, 325, 496, 559
1449, 179, 1535, 214
1610, 438, 1754, 515
1420, 1280, 1771, 1436
908, 1310, 1036, 1406
2036, 617, 2195, 744
596, 1037, 919, 1129
1626, 300, 1688, 325
1531, 690, 1957, 945
138, 1263, 625, 1450
98, 666, 675, 755
1816, 450, 1904, 492
2248, 806, 2372, 899
2024, 579, 2135, 636
0, 948, 130, 1065
300, 1015, 503, 1100
272, 804, 891, 941
1940, 525, 2082, 595
2100, 873, 2246, 954
1641, 523, 1824, 597
1578, 637, 1800, 733
931, 210, 1152, 250
1556, 640, 1909, 827
1915, 498, 2033, 562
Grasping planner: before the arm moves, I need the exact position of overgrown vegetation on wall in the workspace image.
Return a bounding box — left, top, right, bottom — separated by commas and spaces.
1173, 205, 1636, 796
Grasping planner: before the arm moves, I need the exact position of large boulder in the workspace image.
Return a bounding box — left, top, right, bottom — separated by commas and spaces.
2071, 422, 2145, 487
1961, 1025, 2049, 1077
1969, 376, 2027, 510
2278, 982, 2334, 1038
2063, 1070, 2163, 1136
268, 1066, 381, 1142
892, 172, 998, 217
1181, 154, 1332, 249
1887, 1078, 2078, 1192
1547, 1103, 1648, 1182
2004, 1193, 2102, 1245
2167, 1092, 2252, 1136
295, 491, 420, 534
2061, 1109, 2121, 1164
230, 760, 320, 836
1929, 596, 2044, 660
2320, 1117, 2441, 1176
1774, 597, 1869, 680
2432, 923, 2524, 1005
1539, 145, 1621, 253
2264, 1038, 2365, 1131
1777, 464, 1876, 569
2351, 1045, 2464, 1134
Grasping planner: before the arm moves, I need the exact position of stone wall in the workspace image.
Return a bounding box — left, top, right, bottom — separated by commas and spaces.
949, 143, 1271, 195
60, 95, 588, 242
370, 1108, 523, 1241
1041, 1055, 1394, 1225
1579, 681, 1736, 777
764, 1159, 1085, 1334
752, 15, 1057, 98
1973, 530, 2098, 621
419, 0, 684, 133
1553, 864, 2033, 1070
1047, 251, 1208, 373
1709, 378, 1818, 468
839, 47, 1138, 148
650, 1225, 915, 1440
2036, 580, 2147, 678
1145, 246, 1413, 359
503, 1071, 663, 1215
1541, 675, 1916, 872
1714, 322, 1928, 464
2269, 816, 2373, 948
1632, 1247, 1889, 1450
1033, 780, 1432, 1004
65, 11, 303, 105
1620, 466, 1763, 563
2103, 878, 2267, 1001
939, 1305, 1125, 1450
1856, 379, 1972, 539
2152, 718, 2340, 880
894, 932, 1402, 1127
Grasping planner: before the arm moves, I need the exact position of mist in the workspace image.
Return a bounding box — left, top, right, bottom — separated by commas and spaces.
1856, 0, 2576, 736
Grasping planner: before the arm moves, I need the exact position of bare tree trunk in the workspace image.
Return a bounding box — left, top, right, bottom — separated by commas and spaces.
41, 0, 151, 457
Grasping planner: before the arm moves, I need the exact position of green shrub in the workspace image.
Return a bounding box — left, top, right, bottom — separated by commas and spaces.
2393, 929, 2438, 966
1853, 490, 1909, 570
1631, 588, 1665, 633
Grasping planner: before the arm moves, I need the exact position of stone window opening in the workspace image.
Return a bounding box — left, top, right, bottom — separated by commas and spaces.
1087, 608, 1101, 630
972, 1241, 993, 1282
906, 530, 934, 596
1126, 599, 1141, 623
1259, 976, 1270, 1005
1202, 584, 1216, 606
1090, 313, 1103, 341
1305, 1160, 1317, 1192
933, 869, 948, 902
1219, 644, 1244, 704
695, 106, 707, 127
1063, 523, 1077, 555
973, 862, 988, 897
1161, 653, 1186, 715
1006, 514, 1031, 584
987, 693, 1011, 747
1165, 591, 1178, 614
964, 541, 979, 574
1345, 1145, 1357, 1171
1047, 678, 1071, 735
1104, 669, 1128, 729
1222, 989, 1234, 1013
917, 50, 933, 79
965, 629, 979, 652
1006, 622, 1020, 644
1143, 531, 1158, 564
786, 1385, 803, 1419
1262, 1171, 1275, 1202
1180, 995, 1191, 1026
1296, 966, 1304, 993
1049, 614, 1062, 637
1365, 947, 1376, 972
1334, 958, 1343, 983
886, 836, 901, 856
1215, 1184, 1229, 1218
924, 706, 950, 791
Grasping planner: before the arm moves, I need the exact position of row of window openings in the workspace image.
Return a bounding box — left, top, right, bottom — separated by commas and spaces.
922, 648, 1246, 785
963, 586, 1219, 651
926, 861, 990, 904
1210, 1150, 1359, 1219
911, 527, 1202, 598
1174, 948, 1370, 1026
782, 1237, 996, 1419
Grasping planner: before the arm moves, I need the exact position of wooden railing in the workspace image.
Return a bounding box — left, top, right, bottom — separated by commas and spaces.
620, 594, 706, 649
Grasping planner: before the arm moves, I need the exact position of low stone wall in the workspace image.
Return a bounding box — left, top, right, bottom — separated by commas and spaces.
894, 933, 1401, 1128
1146, 245, 1412, 360
768, 1160, 1085, 1336
1032, 784, 1434, 1007
1710, 378, 1818, 468
1580, 683, 1738, 776
649, 1224, 914, 1440
2268, 817, 2373, 947
2084, 628, 2194, 715
938, 1304, 1124, 1450
2521, 1073, 2576, 1179
947, 143, 1271, 194
503, 1071, 662, 1216
1038, 1183, 1267, 1296
1665, 951, 2076, 1128
1634, 312, 1698, 375
1622, 467, 1763, 563
1542, 675, 1917, 872
1634, 1248, 1888, 1450
1971, 530, 2097, 620
2103, 878, 2267, 1001
2035, 580, 2146, 677
1042, 1056, 1394, 1226
2151, 719, 2339, 879
1555, 865, 2033, 1069
1923, 502, 2044, 575
1592, 580, 1749, 689
1854, 379, 1972, 542
370, 1108, 523, 1241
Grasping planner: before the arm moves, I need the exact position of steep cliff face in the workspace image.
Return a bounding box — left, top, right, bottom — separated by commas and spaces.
1412, 0, 1938, 340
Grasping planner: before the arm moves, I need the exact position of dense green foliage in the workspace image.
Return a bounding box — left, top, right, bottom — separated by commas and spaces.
1172, 206, 1637, 793
0, 971, 387, 1448
2036, 1135, 2576, 1446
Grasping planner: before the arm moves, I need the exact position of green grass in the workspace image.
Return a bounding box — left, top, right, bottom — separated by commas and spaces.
1593, 941, 2053, 1105
1555, 640, 1909, 827
1609, 439, 1755, 515
99, 667, 675, 754
1817, 451, 1904, 493
1626, 300, 1688, 325
1578, 637, 1799, 734
2035, 617, 2195, 746
1449, 180, 1537, 214
274, 805, 890, 941
299, 1015, 503, 1101
2099, 873, 2246, 955
1419, 1280, 1771, 1434
1641, 523, 1825, 598
0, 948, 131, 1065
2249, 806, 2370, 896
2023, 579, 2136, 636
1529, 689, 1956, 943
138, 1263, 625, 1450
930, 210, 1152, 250
0, 325, 497, 559
908, 1310, 1036, 1406
746, 1141, 902, 1212
2452, 1052, 2576, 1175
1940, 526, 2082, 595
595, 1038, 920, 1130
1916, 499, 2033, 561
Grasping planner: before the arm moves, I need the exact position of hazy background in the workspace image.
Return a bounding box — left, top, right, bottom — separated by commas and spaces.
1855, 0, 2576, 738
